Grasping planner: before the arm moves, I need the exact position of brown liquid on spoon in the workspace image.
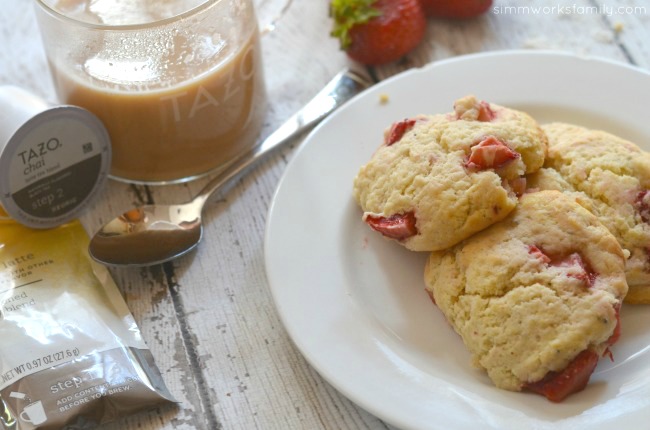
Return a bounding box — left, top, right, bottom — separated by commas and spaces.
91, 227, 201, 265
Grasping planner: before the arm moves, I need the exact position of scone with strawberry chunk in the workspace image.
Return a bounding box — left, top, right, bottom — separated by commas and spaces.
424, 190, 627, 402
353, 95, 547, 251
528, 122, 650, 304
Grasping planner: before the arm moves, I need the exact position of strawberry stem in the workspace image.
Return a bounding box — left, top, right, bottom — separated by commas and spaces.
330, 0, 382, 49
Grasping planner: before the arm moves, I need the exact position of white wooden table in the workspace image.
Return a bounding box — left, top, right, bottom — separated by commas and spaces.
1, 1, 649, 429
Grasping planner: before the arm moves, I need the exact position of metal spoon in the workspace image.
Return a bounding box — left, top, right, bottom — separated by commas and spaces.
88, 68, 373, 266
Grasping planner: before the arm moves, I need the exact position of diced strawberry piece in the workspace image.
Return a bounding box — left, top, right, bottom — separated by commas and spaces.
465, 136, 519, 170
476, 101, 495, 121
528, 245, 551, 264
635, 190, 650, 223
385, 119, 417, 146
527, 247, 598, 287
524, 349, 599, 402
364, 211, 417, 240
552, 252, 597, 287
455, 98, 495, 122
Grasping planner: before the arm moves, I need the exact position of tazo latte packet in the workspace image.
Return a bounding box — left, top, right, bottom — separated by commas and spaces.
0, 220, 175, 429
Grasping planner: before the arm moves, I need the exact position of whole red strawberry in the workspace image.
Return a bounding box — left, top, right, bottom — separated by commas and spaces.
330, 0, 427, 66
421, 0, 492, 18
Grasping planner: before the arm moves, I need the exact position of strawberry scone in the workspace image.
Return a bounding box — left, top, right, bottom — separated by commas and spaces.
353, 95, 547, 251
528, 122, 650, 304
424, 190, 627, 402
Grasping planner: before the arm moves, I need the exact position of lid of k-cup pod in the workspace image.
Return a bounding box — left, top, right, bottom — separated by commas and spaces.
0, 86, 111, 229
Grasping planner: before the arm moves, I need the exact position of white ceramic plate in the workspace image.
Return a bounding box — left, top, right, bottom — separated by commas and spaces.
264, 51, 650, 430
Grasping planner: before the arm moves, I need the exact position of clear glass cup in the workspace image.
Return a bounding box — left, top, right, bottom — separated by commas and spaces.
34, 0, 268, 184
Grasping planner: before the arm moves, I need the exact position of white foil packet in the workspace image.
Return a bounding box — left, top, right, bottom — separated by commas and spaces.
0, 220, 175, 429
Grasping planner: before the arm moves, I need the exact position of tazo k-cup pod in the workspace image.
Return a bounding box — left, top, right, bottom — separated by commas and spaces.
0, 85, 111, 228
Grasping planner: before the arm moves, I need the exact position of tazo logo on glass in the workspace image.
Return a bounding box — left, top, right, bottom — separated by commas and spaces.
161, 45, 257, 124
35, 0, 267, 184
